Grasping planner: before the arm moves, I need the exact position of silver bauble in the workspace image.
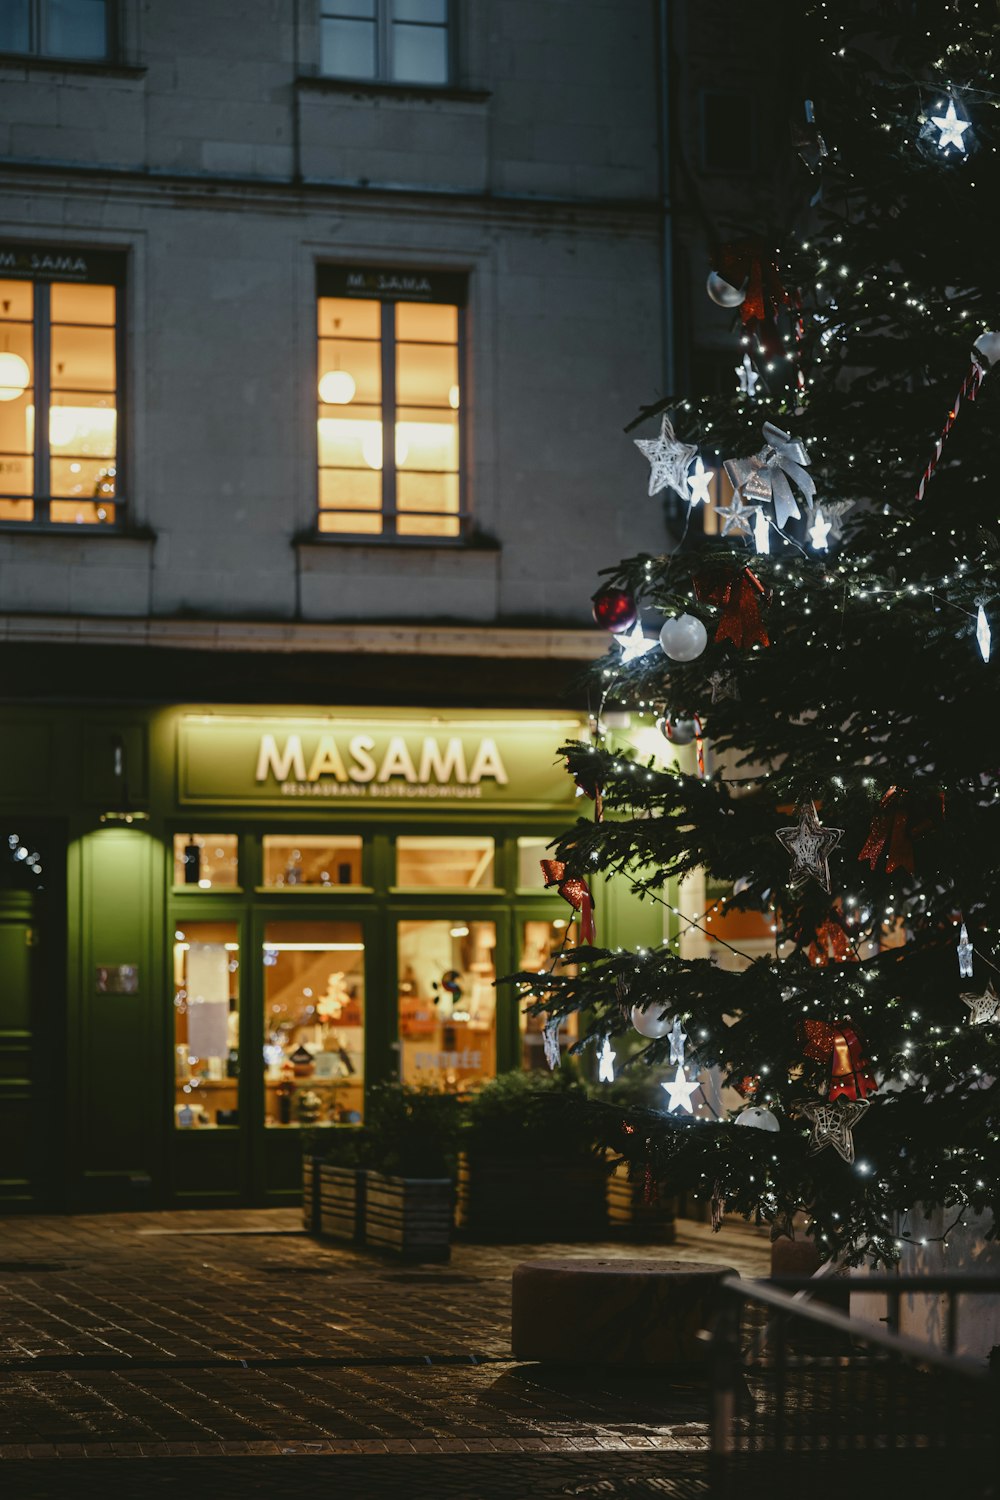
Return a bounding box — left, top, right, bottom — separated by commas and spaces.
973, 331, 1000, 369
706, 271, 747, 308
659, 613, 708, 663
630, 1002, 671, 1039
668, 718, 697, 745
734, 1106, 780, 1131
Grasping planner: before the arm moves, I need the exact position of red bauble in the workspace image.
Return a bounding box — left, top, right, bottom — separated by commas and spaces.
591, 587, 637, 634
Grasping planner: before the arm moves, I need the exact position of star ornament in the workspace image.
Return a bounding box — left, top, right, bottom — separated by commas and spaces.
962, 982, 1000, 1026
776, 801, 844, 894
714, 490, 759, 539
802, 1097, 870, 1165
957, 922, 975, 978
634, 415, 698, 501
932, 97, 970, 154
687, 456, 713, 509
662, 1064, 700, 1114
598, 1036, 617, 1083
736, 353, 759, 398
615, 620, 658, 664
808, 508, 832, 551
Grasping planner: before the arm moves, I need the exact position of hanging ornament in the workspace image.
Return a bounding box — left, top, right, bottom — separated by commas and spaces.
802, 1019, 877, 1102
724, 422, 815, 530
930, 95, 971, 155
659, 613, 708, 662
736, 353, 760, 399
735, 1106, 779, 1131
801, 1097, 869, 1165
753, 508, 770, 555
915, 349, 987, 501
776, 801, 844, 894
634, 414, 698, 500
976, 605, 991, 663
661, 1063, 700, 1114
706, 270, 747, 308
542, 1017, 562, 1070
687, 457, 713, 509
957, 922, 974, 978
961, 982, 1000, 1025
858, 787, 944, 875
808, 915, 853, 967
631, 1002, 671, 1039
592, 587, 637, 634
540, 860, 596, 944
657, 714, 696, 746
708, 669, 740, 703
694, 564, 770, 650
792, 98, 828, 174
808, 508, 831, 551
713, 489, 759, 539
615, 620, 658, 664
711, 240, 790, 353
667, 1015, 688, 1065
597, 1036, 617, 1082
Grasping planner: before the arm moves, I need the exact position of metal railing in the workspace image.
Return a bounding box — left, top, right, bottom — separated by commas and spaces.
709, 1274, 1000, 1497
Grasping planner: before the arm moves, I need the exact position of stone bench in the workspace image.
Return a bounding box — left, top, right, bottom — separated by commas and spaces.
511, 1257, 739, 1366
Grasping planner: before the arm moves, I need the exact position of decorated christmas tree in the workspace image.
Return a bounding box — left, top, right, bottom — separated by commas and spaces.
522, 2, 1000, 1265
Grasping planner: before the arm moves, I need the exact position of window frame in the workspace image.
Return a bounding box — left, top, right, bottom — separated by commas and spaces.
0, 245, 125, 533
315, 264, 469, 543
1, 0, 115, 63
318, 0, 453, 88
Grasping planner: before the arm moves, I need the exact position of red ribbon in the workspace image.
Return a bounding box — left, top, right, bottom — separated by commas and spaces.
858, 787, 944, 874
714, 239, 790, 353
808, 916, 853, 967
801, 1019, 877, 1102
568, 761, 604, 823
694, 566, 770, 649
540, 860, 596, 944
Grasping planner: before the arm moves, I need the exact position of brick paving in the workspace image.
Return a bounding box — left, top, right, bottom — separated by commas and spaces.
0, 1209, 770, 1496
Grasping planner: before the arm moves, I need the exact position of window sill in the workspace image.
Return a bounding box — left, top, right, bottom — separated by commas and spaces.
297, 531, 500, 553
253, 885, 374, 897
295, 74, 490, 106
0, 52, 146, 79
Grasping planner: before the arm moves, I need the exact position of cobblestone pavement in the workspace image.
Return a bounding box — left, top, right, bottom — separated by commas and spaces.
0, 1210, 770, 1497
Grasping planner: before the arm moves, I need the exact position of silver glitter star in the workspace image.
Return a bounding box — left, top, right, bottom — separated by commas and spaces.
736, 354, 759, 398
668, 1015, 688, 1065
957, 922, 975, 978
776, 801, 844, 894
714, 490, 759, 538
634, 415, 698, 501
961, 981, 1000, 1025
708, 669, 740, 703
542, 1017, 561, 1070
802, 1097, 870, 1164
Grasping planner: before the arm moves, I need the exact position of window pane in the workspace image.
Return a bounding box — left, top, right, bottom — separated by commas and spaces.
318, 509, 383, 535
50, 325, 115, 393
318, 337, 381, 406
517, 837, 558, 889
520, 917, 580, 1071
50, 282, 116, 325
50, 396, 116, 457
398, 919, 496, 1089
318, 465, 382, 513
0, 499, 34, 521
49, 499, 114, 524
396, 510, 459, 538
391, 21, 448, 84
395, 301, 457, 344
263, 834, 363, 888
397, 470, 458, 522
321, 16, 377, 77
172, 833, 239, 889
324, 0, 376, 15
174, 922, 240, 1129
0, 326, 34, 402
318, 407, 384, 469
263, 921, 365, 1127
0, 280, 34, 323
395, 408, 457, 471
0, 393, 34, 462
0, 1, 30, 52
46, 0, 108, 59
393, 0, 447, 22
396, 836, 494, 888
318, 296, 381, 340
396, 341, 457, 408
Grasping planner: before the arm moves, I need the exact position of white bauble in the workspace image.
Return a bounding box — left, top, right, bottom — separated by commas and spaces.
659, 614, 708, 663
706, 271, 747, 308
973, 330, 1000, 369
631, 1003, 671, 1039
734, 1106, 780, 1131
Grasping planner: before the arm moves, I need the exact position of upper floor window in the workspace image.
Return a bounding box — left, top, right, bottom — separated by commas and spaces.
320, 0, 449, 87
0, 244, 122, 528
0, 0, 111, 61
316, 266, 466, 540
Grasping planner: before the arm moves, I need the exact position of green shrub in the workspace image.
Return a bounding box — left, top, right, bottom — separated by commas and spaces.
365, 1083, 462, 1178
462, 1067, 600, 1163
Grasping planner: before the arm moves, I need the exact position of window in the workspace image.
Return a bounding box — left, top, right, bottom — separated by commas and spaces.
173, 834, 239, 889
519, 917, 580, 1071
397, 918, 496, 1089
0, 0, 111, 61
320, 0, 449, 86
0, 247, 122, 528
174, 922, 240, 1128
316, 266, 465, 539
396, 836, 494, 889
263, 834, 363, 888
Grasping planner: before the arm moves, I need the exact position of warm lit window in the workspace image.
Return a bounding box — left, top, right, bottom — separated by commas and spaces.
519, 917, 580, 1071
0, 0, 111, 61
173, 834, 239, 889
0, 249, 121, 527
316, 267, 465, 539
397, 918, 496, 1089
174, 922, 240, 1128
320, 0, 449, 86
396, 836, 494, 889
263, 834, 363, 888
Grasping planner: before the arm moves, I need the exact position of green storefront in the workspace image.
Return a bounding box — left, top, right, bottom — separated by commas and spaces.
0, 703, 661, 1213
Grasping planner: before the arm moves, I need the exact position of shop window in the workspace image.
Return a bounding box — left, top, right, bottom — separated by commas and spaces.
320, 0, 449, 86
0, 255, 122, 528
397, 918, 495, 1089
173, 834, 239, 889
316, 268, 465, 539
0, 0, 112, 60
262, 833, 363, 888
173, 922, 240, 1128
395, 835, 494, 889
519, 916, 580, 1071
263, 921, 365, 1126
516, 837, 559, 890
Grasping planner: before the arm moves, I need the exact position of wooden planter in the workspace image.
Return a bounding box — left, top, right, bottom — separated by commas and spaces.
302, 1155, 320, 1233
606, 1161, 676, 1243
317, 1164, 367, 1245
456, 1152, 610, 1242
364, 1171, 453, 1262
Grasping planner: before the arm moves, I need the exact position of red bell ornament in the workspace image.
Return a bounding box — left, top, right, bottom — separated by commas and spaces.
591, 587, 637, 634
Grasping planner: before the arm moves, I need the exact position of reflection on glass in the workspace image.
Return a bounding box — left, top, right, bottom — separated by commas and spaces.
174, 921, 240, 1128
172, 834, 239, 889
263, 921, 365, 1126
519, 917, 580, 1071
517, 837, 559, 889
263, 834, 363, 888
396, 836, 494, 888
48, 280, 117, 523
398, 919, 496, 1090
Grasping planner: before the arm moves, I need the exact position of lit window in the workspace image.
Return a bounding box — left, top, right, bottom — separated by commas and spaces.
0, 248, 122, 528
519, 918, 580, 1071
173, 922, 240, 1129
0, 0, 111, 61
397, 918, 496, 1089
173, 835, 239, 890
263, 834, 363, 888
317, 266, 465, 539
396, 836, 494, 889
320, 0, 449, 86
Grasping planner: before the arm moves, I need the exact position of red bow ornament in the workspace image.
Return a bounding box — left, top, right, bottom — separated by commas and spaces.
694, 565, 771, 649
858, 787, 944, 875
802, 1019, 877, 1102
540, 860, 596, 944
714, 238, 791, 355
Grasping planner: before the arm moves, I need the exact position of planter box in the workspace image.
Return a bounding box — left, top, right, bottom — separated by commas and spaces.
318, 1164, 367, 1245
606, 1161, 676, 1243
456, 1153, 609, 1242
364, 1171, 452, 1262
302, 1155, 320, 1233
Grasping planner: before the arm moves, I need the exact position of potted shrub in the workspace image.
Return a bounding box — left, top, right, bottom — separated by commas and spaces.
310, 1127, 373, 1245
457, 1068, 609, 1242
601, 1070, 677, 1243
363, 1084, 461, 1262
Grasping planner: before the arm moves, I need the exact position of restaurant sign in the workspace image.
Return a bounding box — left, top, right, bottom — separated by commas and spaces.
178, 716, 582, 809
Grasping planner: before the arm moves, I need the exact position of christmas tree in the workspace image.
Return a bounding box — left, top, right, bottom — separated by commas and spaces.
523, 2, 1000, 1266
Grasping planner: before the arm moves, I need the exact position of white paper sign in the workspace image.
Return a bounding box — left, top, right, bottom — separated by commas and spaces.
186, 943, 230, 1059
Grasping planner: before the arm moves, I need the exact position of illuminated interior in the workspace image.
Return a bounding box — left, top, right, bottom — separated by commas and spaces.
173, 833, 239, 888
519, 917, 580, 1069
398, 918, 496, 1089
263, 833, 363, 888
395, 835, 495, 889
174, 921, 241, 1128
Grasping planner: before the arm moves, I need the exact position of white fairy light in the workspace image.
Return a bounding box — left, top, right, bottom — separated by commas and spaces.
598, 1036, 616, 1083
